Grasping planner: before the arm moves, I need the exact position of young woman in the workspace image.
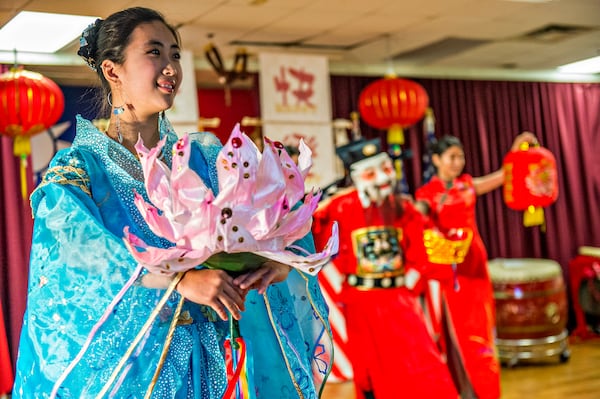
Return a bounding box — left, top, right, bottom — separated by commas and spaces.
12, 7, 331, 398
415, 132, 537, 399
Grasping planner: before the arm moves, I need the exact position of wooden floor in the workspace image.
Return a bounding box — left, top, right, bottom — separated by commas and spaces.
322, 338, 600, 399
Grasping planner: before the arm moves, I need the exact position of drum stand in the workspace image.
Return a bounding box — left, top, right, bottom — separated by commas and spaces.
497, 329, 571, 367
568, 252, 600, 341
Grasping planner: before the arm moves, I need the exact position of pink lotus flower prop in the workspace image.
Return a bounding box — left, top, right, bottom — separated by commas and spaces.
123, 124, 338, 276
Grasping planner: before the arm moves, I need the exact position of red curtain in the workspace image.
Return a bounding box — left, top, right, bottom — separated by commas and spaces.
330, 76, 600, 275
0, 64, 33, 385
0, 136, 33, 385
0, 298, 13, 394
1, 70, 598, 379
197, 86, 261, 143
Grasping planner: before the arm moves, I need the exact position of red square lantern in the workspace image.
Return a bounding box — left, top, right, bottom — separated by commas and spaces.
503, 143, 559, 228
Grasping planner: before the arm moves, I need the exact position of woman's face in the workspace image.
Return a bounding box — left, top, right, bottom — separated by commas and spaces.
433, 145, 465, 181
114, 21, 181, 118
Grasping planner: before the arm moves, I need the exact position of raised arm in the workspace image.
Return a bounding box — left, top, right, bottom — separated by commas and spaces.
473, 131, 538, 195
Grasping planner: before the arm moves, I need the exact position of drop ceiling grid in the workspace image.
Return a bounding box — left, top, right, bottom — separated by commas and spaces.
131, 0, 222, 24
432, 40, 555, 69
19, 0, 121, 18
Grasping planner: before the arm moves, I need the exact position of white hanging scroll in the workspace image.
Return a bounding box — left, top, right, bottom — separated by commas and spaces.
259, 53, 331, 123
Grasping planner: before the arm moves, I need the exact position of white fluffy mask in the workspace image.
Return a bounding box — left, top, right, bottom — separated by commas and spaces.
350, 152, 397, 208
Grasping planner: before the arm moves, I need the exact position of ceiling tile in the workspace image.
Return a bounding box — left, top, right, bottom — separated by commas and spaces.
2, 0, 598, 82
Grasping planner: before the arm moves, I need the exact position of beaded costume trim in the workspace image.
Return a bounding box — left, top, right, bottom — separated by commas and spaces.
36, 165, 91, 196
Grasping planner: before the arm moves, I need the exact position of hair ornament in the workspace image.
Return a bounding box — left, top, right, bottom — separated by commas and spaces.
77, 18, 103, 71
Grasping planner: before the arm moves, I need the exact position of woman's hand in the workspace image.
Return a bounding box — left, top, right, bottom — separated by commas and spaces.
176, 269, 247, 321
511, 131, 539, 151
233, 260, 292, 295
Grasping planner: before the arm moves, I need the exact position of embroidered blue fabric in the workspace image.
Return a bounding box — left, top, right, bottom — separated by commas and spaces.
13, 115, 332, 398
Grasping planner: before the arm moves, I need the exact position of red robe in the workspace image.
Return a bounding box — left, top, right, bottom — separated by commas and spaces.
313, 188, 457, 399
416, 174, 501, 399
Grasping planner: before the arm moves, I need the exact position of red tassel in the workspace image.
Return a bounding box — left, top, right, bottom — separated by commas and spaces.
223, 337, 247, 399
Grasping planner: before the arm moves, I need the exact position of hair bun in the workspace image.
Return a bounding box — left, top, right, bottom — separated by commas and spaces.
77, 18, 103, 71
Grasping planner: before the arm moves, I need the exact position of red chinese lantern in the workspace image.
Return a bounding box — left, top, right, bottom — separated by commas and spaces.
0, 66, 65, 198
358, 76, 428, 189
503, 142, 558, 228
358, 76, 429, 145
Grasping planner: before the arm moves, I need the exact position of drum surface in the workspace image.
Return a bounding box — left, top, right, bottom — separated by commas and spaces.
488, 258, 567, 340
578, 246, 600, 258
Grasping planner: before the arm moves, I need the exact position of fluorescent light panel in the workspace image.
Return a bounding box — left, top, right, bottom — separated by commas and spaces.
558, 56, 600, 74
0, 11, 98, 53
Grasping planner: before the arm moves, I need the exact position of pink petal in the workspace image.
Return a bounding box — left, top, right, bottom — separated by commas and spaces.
297, 139, 313, 180
254, 221, 339, 276
215, 124, 260, 207
264, 139, 305, 205
170, 134, 213, 211
135, 136, 173, 210
123, 228, 212, 275
132, 192, 182, 242
267, 190, 322, 243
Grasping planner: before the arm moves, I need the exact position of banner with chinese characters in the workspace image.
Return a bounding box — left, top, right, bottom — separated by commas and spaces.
258, 53, 331, 123
263, 123, 337, 190
258, 52, 337, 189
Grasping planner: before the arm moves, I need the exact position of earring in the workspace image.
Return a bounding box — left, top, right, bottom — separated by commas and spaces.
107, 92, 124, 144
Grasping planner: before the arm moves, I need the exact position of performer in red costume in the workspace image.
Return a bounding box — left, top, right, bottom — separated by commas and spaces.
415, 132, 537, 399
313, 138, 457, 399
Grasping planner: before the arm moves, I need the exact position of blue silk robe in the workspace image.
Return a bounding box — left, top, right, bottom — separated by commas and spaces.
12, 115, 332, 399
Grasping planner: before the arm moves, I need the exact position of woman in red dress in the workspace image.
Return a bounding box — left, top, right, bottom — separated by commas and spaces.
415, 132, 536, 399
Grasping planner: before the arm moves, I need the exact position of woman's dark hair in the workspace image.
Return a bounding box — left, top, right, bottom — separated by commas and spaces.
430, 134, 463, 156
77, 7, 180, 116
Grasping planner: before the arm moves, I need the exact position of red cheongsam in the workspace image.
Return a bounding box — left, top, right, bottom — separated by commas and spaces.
313, 188, 457, 399
416, 174, 501, 399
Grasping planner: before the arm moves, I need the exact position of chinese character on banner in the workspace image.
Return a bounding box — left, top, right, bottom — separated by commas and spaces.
259, 53, 331, 123
258, 52, 337, 190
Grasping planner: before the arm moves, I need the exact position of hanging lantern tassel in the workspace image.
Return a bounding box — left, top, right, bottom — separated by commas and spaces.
387, 125, 408, 193
13, 135, 31, 199
387, 125, 404, 176
387, 124, 404, 146
524, 205, 546, 231
223, 316, 256, 399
